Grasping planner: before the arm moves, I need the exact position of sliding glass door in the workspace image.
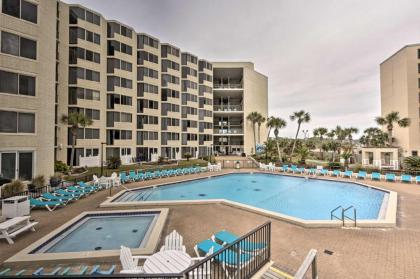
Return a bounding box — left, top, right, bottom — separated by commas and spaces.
0, 151, 33, 180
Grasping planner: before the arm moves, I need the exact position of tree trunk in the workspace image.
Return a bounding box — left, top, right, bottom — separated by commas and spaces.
290, 123, 301, 157
265, 127, 271, 162
388, 128, 393, 146
275, 136, 282, 162
257, 124, 261, 143
70, 133, 77, 167
253, 124, 257, 154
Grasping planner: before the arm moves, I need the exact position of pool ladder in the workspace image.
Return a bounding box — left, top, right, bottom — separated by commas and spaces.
330, 205, 357, 227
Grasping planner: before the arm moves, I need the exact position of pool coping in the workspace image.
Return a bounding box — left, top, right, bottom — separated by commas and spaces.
100, 171, 397, 228
5, 208, 169, 263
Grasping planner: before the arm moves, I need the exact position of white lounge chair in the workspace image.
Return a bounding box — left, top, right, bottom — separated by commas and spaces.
0, 216, 38, 245
160, 230, 186, 252
119, 246, 149, 274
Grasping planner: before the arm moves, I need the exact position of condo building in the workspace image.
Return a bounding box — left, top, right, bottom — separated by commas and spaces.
380, 44, 420, 156
0, 0, 268, 180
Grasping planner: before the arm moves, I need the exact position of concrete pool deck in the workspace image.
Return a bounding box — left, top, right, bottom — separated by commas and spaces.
1, 169, 420, 278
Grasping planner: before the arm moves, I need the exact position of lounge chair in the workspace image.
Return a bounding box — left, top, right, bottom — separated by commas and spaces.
342, 170, 353, 178
416, 176, 420, 184
110, 172, 121, 187
331, 170, 341, 177
318, 169, 328, 176
32, 267, 61, 276
195, 239, 253, 276
77, 181, 99, 192
90, 265, 116, 275
0, 269, 25, 276
41, 192, 73, 204
29, 198, 64, 211
371, 172, 381, 181
400, 174, 412, 183
385, 173, 396, 182
119, 172, 130, 184
281, 165, 288, 172
129, 171, 139, 182
61, 266, 89, 275
160, 230, 186, 252
306, 168, 316, 175
67, 185, 93, 194
55, 189, 84, 199
119, 246, 148, 274
212, 230, 266, 253
357, 171, 367, 179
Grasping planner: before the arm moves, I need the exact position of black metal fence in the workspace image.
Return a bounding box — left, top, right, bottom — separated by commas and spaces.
1, 222, 271, 279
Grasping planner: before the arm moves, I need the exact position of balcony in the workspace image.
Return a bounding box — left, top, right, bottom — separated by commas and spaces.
213, 83, 243, 89
213, 128, 243, 135
214, 105, 243, 112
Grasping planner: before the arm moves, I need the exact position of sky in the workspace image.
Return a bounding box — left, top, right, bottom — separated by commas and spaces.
66, 0, 420, 138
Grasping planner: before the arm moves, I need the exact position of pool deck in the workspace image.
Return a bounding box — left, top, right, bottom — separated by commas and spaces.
1, 169, 420, 278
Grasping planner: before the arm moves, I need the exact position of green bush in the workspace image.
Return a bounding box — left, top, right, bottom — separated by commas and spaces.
107, 156, 122, 169
404, 156, 420, 173
31, 175, 46, 189
1, 180, 25, 198
184, 152, 192, 161
54, 161, 69, 173
328, 162, 341, 169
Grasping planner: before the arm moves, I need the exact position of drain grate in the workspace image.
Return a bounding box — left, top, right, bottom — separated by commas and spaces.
94, 247, 102, 250
251, 180, 257, 183
324, 249, 334, 255
198, 194, 206, 197
132, 229, 138, 233
95, 227, 102, 231
253, 188, 261, 191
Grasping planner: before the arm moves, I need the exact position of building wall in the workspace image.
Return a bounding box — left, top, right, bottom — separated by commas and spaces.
380, 44, 420, 156
0, 0, 57, 179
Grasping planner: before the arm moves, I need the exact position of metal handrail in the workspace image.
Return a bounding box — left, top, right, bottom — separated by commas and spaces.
330, 205, 344, 226
343, 206, 357, 227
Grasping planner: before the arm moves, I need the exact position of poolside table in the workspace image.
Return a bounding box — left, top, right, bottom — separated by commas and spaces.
144, 250, 192, 274
0, 216, 38, 244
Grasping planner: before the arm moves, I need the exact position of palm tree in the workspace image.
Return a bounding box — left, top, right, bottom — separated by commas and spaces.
343, 127, 359, 162
375, 111, 410, 146
247, 112, 260, 154
289, 110, 311, 156
61, 112, 93, 167
313, 127, 328, 160
326, 130, 335, 140
270, 117, 287, 162
256, 114, 266, 144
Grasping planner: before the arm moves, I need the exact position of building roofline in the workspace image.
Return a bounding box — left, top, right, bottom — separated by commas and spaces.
380, 43, 420, 65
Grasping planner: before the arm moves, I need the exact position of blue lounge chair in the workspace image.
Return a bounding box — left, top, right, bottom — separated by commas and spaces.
318, 169, 328, 176
67, 185, 93, 194
357, 171, 367, 179
119, 172, 129, 184
331, 170, 341, 177
128, 171, 139, 181
371, 172, 381, 181
0, 268, 26, 276
89, 265, 116, 275
416, 176, 420, 184
61, 266, 89, 275
385, 173, 396, 182
55, 188, 84, 199
30, 198, 64, 211
401, 174, 412, 183
194, 239, 253, 268
281, 165, 288, 172
342, 170, 353, 178
33, 267, 61, 276
306, 168, 316, 175
212, 230, 266, 253
77, 181, 99, 191
41, 192, 73, 204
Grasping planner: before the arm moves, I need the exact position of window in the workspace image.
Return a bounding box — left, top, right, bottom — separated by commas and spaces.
137, 34, 159, 49
0, 110, 35, 133
69, 7, 100, 25
69, 27, 100, 45
137, 83, 158, 96
412, 151, 418, 156
199, 60, 212, 71
137, 50, 158, 64
137, 67, 158, 80
162, 59, 180, 72
161, 45, 180, 58
2, 0, 37, 23
1, 31, 36, 59
86, 148, 99, 157
0, 151, 33, 180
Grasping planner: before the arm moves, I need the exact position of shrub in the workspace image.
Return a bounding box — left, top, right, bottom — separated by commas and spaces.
328, 162, 341, 169
54, 161, 69, 173
31, 175, 46, 189
404, 156, 420, 173
49, 173, 63, 187
184, 152, 192, 161
1, 180, 25, 198
107, 156, 122, 169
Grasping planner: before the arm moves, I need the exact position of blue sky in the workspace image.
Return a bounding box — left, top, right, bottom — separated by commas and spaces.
66, 0, 420, 138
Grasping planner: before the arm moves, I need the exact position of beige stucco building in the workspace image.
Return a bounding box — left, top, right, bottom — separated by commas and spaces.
380, 44, 420, 156
0, 1, 268, 180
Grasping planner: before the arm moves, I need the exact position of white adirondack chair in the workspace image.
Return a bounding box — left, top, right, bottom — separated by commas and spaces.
119, 246, 149, 274
160, 230, 186, 252
110, 172, 121, 187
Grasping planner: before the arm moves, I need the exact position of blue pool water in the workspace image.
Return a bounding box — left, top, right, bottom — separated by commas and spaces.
114, 173, 387, 220
34, 213, 158, 253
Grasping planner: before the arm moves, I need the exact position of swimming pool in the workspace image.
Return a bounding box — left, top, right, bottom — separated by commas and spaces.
7, 209, 168, 262
110, 173, 392, 223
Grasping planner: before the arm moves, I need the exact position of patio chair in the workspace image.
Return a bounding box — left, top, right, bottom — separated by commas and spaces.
33, 267, 62, 276
318, 169, 328, 176
29, 198, 64, 212
110, 172, 121, 187
280, 165, 288, 172
371, 172, 381, 181
60, 266, 89, 275
357, 171, 367, 179
385, 173, 396, 182
331, 170, 341, 177
41, 192, 73, 204
119, 172, 130, 184
342, 170, 353, 178
306, 168, 316, 175
90, 265, 116, 275
160, 230, 186, 252
400, 174, 412, 183
55, 188, 84, 199
212, 230, 266, 253
119, 246, 149, 274
416, 176, 420, 184
129, 170, 139, 182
